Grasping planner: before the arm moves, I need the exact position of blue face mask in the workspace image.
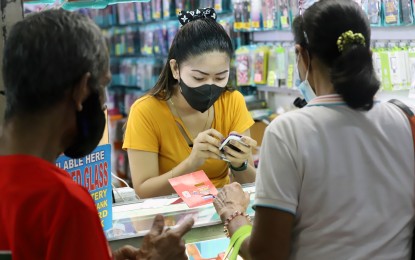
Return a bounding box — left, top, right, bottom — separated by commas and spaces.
294, 53, 316, 102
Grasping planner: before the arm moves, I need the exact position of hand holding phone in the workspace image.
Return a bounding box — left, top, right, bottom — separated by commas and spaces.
219, 134, 248, 152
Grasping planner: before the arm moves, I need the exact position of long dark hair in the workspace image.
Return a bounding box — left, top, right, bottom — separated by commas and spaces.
149, 17, 234, 100
293, 0, 380, 111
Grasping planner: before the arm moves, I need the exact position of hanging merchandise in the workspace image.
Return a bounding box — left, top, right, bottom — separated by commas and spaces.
279, 0, 291, 30
253, 45, 270, 85
233, 0, 250, 31
114, 28, 127, 56
117, 3, 136, 24
285, 44, 296, 88
163, 0, 175, 19
199, 0, 213, 8
167, 21, 180, 49
174, 0, 201, 16
250, 0, 262, 30
383, 0, 401, 25
140, 25, 154, 55
289, 0, 299, 18
236, 45, 255, 86
142, 2, 152, 22
372, 41, 415, 91
267, 44, 287, 87
361, 0, 383, 26
152, 0, 162, 20
135, 2, 144, 22
400, 0, 413, 25
153, 24, 168, 56
262, 0, 278, 30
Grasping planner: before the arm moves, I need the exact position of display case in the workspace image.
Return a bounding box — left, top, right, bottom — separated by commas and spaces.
107, 184, 256, 251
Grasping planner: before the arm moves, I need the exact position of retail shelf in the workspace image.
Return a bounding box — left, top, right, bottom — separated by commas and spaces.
257, 86, 300, 95
371, 26, 415, 40
98, 10, 233, 29
252, 30, 293, 42
251, 26, 415, 42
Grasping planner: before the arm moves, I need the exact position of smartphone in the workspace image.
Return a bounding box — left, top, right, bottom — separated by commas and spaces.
219, 134, 247, 153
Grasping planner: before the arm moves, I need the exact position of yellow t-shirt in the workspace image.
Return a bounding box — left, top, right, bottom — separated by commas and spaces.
123, 90, 255, 188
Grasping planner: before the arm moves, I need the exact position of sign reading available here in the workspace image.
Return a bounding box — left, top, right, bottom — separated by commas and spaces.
55, 144, 112, 231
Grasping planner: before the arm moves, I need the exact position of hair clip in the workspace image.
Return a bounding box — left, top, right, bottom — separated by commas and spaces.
178, 7, 217, 26
337, 30, 366, 53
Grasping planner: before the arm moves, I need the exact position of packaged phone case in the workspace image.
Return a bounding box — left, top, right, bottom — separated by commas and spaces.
279, 0, 291, 30
361, 0, 381, 26
175, 0, 185, 16
163, 0, 175, 19
167, 21, 179, 49
214, 0, 223, 12
250, 0, 262, 30
267, 44, 286, 87
142, 2, 152, 22
153, 24, 166, 55
384, 0, 401, 25
262, 0, 278, 29
135, 3, 144, 22
236, 46, 255, 86
118, 3, 136, 25
253, 45, 270, 85
199, 0, 213, 8
400, 0, 413, 24
151, 0, 162, 20
242, 0, 251, 30
233, 0, 243, 30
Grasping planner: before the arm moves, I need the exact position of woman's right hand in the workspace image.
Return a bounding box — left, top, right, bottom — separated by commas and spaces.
214, 183, 250, 222
186, 129, 224, 169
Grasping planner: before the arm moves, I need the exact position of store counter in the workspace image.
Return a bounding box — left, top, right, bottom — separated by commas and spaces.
106, 184, 256, 251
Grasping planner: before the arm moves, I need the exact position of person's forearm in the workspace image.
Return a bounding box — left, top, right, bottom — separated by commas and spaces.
136, 158, 199, 198
221, 213, 252, 260
232, 164, 256, 184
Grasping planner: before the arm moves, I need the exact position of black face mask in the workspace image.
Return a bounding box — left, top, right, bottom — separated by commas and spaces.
64, 92, 106, 159
179, 78, 225, 113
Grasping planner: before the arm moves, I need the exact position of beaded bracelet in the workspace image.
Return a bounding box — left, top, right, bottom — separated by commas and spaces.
223, 211, 252, 238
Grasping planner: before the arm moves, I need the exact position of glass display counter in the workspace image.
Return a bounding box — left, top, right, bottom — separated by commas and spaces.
106, 184, 255, 251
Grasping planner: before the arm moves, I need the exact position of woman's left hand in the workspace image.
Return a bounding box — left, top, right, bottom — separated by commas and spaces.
223, 131, 257, 169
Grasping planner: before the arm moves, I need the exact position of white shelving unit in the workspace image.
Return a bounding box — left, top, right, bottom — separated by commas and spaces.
257, 86, 299, 95
251, 26, 415, 42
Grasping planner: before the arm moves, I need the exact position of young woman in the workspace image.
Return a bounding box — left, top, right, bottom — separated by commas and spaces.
214, 0, 415, 259
123, 8, 257, 198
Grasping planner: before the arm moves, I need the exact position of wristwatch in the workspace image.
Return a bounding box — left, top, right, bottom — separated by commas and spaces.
229, 160, 248, 171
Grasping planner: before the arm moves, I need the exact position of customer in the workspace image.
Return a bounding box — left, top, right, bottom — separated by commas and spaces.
214, 0, 414, 259
0, 10, 193, 260
123, 8, 257, 198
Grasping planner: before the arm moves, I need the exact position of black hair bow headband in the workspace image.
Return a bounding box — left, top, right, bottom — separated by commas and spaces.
178, 8, 217, 26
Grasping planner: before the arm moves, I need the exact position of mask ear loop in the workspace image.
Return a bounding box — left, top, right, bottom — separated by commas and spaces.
304, 50, 311, 82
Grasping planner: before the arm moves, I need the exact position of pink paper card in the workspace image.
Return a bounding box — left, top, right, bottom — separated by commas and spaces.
168, 170, 218, 208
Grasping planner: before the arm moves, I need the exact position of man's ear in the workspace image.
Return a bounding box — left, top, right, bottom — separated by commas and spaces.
72, 72, 91, 112
169, 59, 180, 80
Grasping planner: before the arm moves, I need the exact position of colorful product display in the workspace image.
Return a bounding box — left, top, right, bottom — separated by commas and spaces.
235, 41, 415, 93
372, 42, 415, 91
235, 44, 295, 88
233, 0, 298, 31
